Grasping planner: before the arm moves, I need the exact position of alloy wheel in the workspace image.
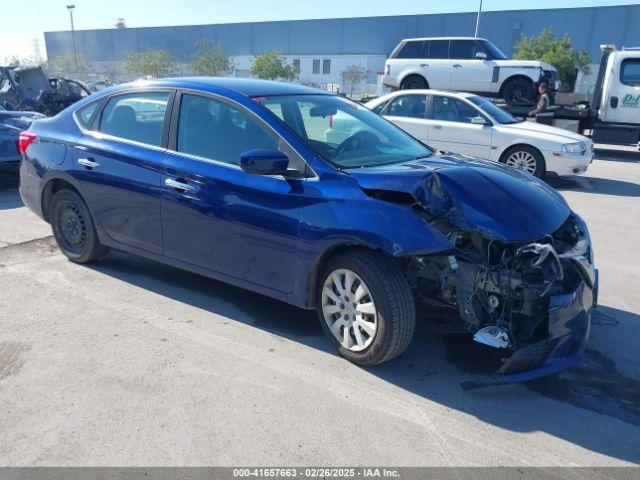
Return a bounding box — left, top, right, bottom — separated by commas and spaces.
506, 150, 537, 174
321, 268, 377, 352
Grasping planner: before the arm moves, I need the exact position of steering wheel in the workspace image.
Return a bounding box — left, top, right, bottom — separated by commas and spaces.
333, 131, 381, 158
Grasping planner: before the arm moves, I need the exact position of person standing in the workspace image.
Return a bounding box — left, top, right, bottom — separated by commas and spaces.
529, 82, 551, 117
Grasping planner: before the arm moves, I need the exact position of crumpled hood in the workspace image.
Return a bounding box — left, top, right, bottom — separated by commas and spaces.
349, 154, 570, 243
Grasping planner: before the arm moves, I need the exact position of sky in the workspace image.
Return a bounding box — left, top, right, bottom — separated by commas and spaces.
1, 0, 638, 61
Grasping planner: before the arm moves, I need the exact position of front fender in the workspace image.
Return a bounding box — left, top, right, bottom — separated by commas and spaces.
291, 175, 455, 308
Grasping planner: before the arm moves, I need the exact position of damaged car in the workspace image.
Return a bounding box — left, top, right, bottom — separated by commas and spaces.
0, 103, 44, 183
18, 79, 596, 381
0, 66, 89, 116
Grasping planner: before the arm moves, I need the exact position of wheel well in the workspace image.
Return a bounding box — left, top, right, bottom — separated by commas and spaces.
305, 244, 387, 309
41, 179, 79, 223
499, 75, 535, 96
400, 74, 429, 89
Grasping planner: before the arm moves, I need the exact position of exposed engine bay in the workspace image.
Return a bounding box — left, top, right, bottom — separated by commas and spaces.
408, 213, 595, 377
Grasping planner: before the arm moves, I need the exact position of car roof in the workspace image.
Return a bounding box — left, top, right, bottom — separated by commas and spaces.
373, 89, 477, 101
104, 77, 329, 98
401, 37, 487, 42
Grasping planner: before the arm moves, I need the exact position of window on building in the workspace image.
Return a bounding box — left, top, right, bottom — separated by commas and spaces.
313, 59, 320, 75
621, 59, 640, 86
98, 91, 170, 146
292, 59, 300, 74
177, 94, 277, 165
322, 59, 331, 75
396, 41, 425, 59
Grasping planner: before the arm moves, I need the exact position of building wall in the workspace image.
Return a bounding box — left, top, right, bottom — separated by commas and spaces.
45, 4, 640, 93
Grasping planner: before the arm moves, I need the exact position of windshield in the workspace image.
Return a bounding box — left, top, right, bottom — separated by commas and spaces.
468, 96, 520, 124
257, 94, 432, 169
479, 39, 508, 60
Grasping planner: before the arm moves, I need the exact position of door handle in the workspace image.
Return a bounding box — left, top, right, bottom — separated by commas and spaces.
433, 124, 443, 130
420, 63, 429, 68
165, 178, 195, 192
78, 158, 100, 169
453, 64, 462, 68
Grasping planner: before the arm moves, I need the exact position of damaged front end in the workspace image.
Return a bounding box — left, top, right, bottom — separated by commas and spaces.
408, 164, 597, 381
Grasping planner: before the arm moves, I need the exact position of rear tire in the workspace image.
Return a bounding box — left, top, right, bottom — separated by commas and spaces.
50, 189, 109, 263
502, 78, 535, 105
400, 75, 428, 90
316, 250, 415, 366
500, 145, 546, 178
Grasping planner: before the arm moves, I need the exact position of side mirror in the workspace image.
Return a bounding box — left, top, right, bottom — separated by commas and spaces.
470, 116, 490, 126
475, 52, 488, 60
240, 149, 289, 176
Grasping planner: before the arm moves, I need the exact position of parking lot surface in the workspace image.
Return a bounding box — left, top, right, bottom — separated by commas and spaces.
0, 150, 639, 466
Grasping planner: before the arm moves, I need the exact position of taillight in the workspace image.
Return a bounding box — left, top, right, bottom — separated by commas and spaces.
18, 131, 36, 155
329, 115, 333, 128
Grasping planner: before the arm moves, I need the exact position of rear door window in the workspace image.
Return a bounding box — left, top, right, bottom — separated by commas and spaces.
384, 95, 427, 119
396, 41, 425, 59
98, 92, 170, 146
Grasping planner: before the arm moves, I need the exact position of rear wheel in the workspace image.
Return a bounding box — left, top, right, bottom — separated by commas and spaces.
316, 250, 415, 366
401, 75, 428, 90
500, 145, 545, 178
50, 189, 108, 263
502, 78, 535, 105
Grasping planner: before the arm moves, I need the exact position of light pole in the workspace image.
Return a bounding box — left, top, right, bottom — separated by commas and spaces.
67, 4, 78, 72
475, 0, 483, 38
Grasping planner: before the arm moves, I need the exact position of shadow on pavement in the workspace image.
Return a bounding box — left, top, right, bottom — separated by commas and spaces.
0, 187, 24, 211
594, 148, 640, 164
546, 175, 640, 197
88, 251, 640, 464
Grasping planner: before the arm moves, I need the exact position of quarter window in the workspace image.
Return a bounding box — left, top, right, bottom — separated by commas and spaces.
396, 41, 425, 59
385, 95, 427, 119
432, 96, 481, 123
177, 94, 277, 165
621, 59, 640, 86
76, 101, 99, 129
98, 92, 170, 146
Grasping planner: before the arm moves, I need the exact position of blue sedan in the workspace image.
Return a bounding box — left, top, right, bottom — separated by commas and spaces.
18, 78, 596, 380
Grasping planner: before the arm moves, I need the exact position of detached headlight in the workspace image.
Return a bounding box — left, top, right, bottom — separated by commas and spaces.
561, 142, 586, 154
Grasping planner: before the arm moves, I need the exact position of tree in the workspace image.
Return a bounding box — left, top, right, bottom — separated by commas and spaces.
514, 28, 591, 91
340, 64, 368, 97
123, 48, 177, 78
190, 39, 231, 76
251, 52, 297, 81
47, 51, 91, 77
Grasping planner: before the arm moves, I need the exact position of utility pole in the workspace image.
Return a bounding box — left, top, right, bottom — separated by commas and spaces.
475, 0, 483, 38
67, 4, 78, 71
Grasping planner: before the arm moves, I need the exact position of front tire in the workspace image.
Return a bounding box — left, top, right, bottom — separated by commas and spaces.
502, 78, 535, 105
50, 189, 109, 263
500, 145, 546, 178
316, 250, 415, 366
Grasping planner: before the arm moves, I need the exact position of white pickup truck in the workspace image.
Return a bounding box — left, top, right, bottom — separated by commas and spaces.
383, 37, 560, 105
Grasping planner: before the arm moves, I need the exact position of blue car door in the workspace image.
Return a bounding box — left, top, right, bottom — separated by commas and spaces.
160, 92, 304, 296
68, 90, 174, 255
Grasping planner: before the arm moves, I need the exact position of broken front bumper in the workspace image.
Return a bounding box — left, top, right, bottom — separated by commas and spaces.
499, 271, 597, 382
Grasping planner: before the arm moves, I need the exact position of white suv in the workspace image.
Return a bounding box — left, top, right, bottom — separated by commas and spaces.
383, 37, 560, 105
